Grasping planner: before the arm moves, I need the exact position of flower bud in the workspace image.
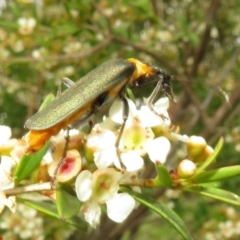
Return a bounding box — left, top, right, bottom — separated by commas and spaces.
187, 136, 206, 159
193, 145, 214, 163
177, 159, 196, 179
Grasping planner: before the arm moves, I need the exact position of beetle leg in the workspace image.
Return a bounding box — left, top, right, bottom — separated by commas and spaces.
115, 94, 129, 170
56, 77, 75, 97
147, 77, 168, 120
51, 126, 70, 188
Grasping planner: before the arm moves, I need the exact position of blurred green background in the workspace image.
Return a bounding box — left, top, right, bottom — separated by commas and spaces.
0, 0, 240, 239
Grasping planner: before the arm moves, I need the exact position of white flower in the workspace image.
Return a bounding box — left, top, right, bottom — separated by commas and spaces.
44, 130, 83, 182
0, 156, 16, 213
75, 169, 135, 227
0, 126, 17, 213
17, 17, 36, 35
86, 129, 144, 171
109, 97, 171, 128
108, 97, 173, 165
86, 129, 118, 168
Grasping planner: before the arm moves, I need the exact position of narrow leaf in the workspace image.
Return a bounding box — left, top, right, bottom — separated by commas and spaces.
191, 165, 240, 183
14, 142, 50, 184
17, 197, 87, 230
123, 188, 193, 240
126, 88, 136, 102
56, 183, 81, 219
184, 185, 240, 206
38, 93, 55, 110
195, 137, 223, 175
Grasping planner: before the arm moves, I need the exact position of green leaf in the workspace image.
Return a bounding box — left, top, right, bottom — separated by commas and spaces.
123, 188, 193, 240
38, 93, 56, 111
14, 142, 50, 185
190, 165, 240, 183
184, 185, 240, 206
56, 183, 81, 219
194, 137, 224, 175
17, 197, 87, 230
126, 88, 136, 102
155, 162, 172, 187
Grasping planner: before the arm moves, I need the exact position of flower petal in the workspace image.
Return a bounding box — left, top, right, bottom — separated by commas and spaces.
138, 105, 170, 127
75, 170, 93, 202
0, 125, 11, 144
106, 193, 135, 222
114, 151, 144, 171
87, 130, 116, 150
146, 137, 171, 164
81, 201, 101, 228
94, 146, 118, 169
154, 97, 170, 112
109, 98, 137, 124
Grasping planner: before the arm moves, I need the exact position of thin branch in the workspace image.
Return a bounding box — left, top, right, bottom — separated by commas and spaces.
190, 0, 220, 78
3, 182, 52, 196
92, 4, 178, 74
0, 38, 113, 64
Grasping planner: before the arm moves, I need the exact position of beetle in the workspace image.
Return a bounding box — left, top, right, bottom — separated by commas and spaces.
24, 58, 176, 172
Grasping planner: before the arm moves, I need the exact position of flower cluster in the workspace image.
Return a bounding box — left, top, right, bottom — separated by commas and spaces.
0, 96, 216, 229
46, 97, 178, 227
48, 96, 205, 227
